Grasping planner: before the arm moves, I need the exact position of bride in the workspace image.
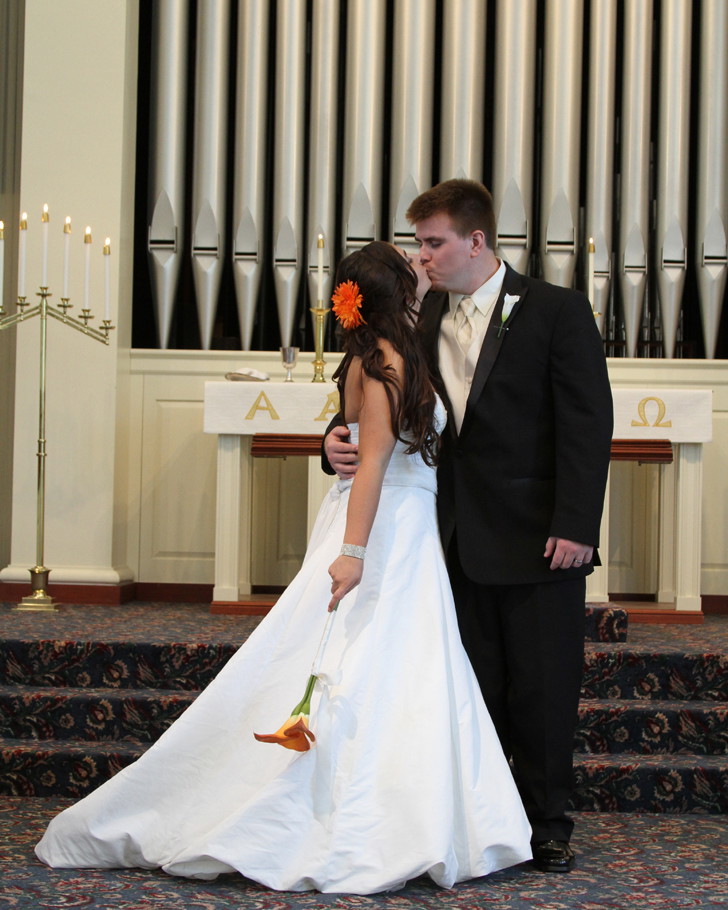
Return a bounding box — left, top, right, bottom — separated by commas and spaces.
36, 241, 531, 894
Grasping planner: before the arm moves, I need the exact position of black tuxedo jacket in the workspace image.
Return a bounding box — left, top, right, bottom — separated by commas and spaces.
419, 263, 613, 586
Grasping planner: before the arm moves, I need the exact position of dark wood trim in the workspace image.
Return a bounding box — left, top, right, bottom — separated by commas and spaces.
702, 595, 728, 615
211, 594, 277, 616
610, 593, 657, 602
621, 606, 704, 624
610, 439, 673, 463
609, 594, 704, 624
134, 583, 214, 603
0, 581, 136, 606
251, 434, 324, 457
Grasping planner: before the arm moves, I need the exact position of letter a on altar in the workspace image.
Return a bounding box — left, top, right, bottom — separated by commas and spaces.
315, 390, 341, 422
245, 392, 280, 421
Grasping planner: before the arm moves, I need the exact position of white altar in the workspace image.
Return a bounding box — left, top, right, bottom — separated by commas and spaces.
204, 381, 340, 602
587, 388, 712, 611
205, 382, 713, 611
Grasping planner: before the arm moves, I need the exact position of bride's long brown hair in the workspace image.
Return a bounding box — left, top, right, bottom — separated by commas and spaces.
331, 241, 439, 466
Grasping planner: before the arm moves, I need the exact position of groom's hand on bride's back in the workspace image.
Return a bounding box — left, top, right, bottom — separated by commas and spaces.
324, 425, 359, 478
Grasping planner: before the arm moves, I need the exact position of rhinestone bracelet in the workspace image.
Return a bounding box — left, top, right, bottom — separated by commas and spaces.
340, 543, 366, 559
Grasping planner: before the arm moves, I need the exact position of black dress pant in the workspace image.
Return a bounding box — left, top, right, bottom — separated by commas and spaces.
448, 542, 586, 844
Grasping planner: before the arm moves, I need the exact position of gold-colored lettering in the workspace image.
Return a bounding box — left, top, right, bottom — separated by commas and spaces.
245, 392, 280, 421
631, 396, 672, 428
315, 390, 341, 421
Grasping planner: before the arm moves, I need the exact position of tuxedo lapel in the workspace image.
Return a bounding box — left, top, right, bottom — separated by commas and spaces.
418, 291, 458, 441
460, 265, 528, 437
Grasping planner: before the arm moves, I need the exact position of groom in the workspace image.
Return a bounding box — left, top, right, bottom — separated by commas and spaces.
325, 179, 613, 872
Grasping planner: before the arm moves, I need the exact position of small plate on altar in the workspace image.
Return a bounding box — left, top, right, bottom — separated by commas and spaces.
225, 368, 269, 381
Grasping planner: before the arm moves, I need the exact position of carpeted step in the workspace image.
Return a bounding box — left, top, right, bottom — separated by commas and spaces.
582, 645, 728, 701
0, 640, 237, 690
576, 699, 728, 755
0, 737, 148, 797
0, 684, 197, 743
584, 604, 628, 642
571, 753, 728, 814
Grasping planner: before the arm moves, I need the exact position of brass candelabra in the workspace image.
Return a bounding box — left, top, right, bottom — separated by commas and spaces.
0, 287, 114, 611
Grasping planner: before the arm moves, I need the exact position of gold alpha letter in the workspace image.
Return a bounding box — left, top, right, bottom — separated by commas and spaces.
245, 392, 280, 421
315, 390, 341, 422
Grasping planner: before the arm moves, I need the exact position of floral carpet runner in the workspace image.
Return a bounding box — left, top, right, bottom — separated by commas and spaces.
0, 602, 726, 811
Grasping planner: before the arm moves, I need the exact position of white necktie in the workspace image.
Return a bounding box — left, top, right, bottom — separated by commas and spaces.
456, 295, 476, 351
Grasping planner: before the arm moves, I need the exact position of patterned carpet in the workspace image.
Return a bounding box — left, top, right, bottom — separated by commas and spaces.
1, 798, 726, 909
1, 604, 727, 906
0, 600, 634, 643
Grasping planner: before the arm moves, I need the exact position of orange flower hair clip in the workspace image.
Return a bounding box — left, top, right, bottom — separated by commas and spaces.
331, 280, 366, 329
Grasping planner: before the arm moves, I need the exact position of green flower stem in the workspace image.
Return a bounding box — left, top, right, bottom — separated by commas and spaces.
291, 673, 317, 717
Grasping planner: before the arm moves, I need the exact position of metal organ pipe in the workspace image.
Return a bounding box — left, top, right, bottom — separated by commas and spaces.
390, 0, 436, 249
147, 0, 188, 349
618, 0, 653, 358
273, 0, 307, 347
655, 0, 692, 358
190, 0, 230, 350
539, 0, 583, 289
140, 0, 727, 361
439, 0, 487, 181
696, 0, 728, 359
585, 0, 617, 337
492, 0, 537, 275
342, 0, 387, 254
232, 0, 270, 351
306, 0, 341, 312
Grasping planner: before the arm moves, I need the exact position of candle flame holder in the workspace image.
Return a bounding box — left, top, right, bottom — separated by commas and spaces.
310, 300, 330, 382
0, 285, 114, 611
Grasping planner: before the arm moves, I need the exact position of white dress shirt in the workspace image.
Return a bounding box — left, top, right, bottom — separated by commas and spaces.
438, 259, 506, 433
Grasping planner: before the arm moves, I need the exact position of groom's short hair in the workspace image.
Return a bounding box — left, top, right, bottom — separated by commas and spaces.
406, 179, 497, 252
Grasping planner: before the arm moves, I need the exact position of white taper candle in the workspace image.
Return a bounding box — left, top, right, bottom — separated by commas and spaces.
103, 237, 111, 320
63, 217, 72, 298
0, 221, 4, 299
83, 226, 92, 310
317, 233, 324, 304
18, 213, 28, 298
587, 236, 595, 304
41, 204, 49, 287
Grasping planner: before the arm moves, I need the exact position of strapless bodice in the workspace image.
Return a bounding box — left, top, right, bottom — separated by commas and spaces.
344, 396, 446, 493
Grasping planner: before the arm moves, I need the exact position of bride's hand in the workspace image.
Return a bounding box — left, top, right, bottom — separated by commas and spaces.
327, 555, 363, 611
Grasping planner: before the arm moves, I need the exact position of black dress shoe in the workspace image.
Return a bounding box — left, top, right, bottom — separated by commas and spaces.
531, 840, 575, 873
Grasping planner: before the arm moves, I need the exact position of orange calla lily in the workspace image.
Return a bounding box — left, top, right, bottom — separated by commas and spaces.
254, 673, 318, 752
253, 606, 339, 752
254, 712, 316, 752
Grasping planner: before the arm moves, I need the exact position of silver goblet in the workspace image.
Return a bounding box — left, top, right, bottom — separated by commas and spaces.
280, 346, 299, 382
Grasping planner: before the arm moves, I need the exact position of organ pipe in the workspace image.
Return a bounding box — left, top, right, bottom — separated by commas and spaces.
272, 0, 307, 347
696, 0, 728, 359
584, 0, 617, 337
390, 0, 436, 249
232, 0, 270, 350
190, 0, 230, 350
439, 0, 487, 181
139, 0, 728, 362
306, 0, 341, 311
540, 0, 583, 289
618, 0, 652, 358
655, 0, 692, 358
492, 0, 537, 274
342, 0, 387, 253
147, 0, 188, 349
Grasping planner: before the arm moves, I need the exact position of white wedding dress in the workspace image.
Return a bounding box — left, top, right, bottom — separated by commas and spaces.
36, 401, 532, 894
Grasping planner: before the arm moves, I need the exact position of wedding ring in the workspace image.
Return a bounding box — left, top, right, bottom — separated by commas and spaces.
574, 559, 583, 565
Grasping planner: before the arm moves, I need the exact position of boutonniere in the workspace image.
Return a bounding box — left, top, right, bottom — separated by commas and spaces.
497, 294, 520, 338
